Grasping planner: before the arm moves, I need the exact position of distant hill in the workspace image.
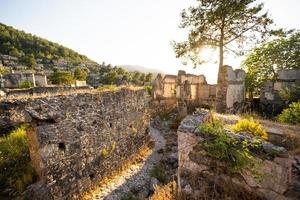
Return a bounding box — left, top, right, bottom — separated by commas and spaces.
0, 23, 97, 69
119, 65, 163, 74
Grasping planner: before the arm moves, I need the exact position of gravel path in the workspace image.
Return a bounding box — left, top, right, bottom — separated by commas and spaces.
91, 126, 165, 200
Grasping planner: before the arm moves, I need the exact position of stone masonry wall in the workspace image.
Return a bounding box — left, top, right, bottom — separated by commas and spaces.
178, 112, 292, 200
0, 89, 151, 199
153, 67, 245, 113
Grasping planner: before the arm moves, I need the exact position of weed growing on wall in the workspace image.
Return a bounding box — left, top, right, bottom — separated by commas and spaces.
231, 118, 268, 140
0, 124, 37, 196
100, 148, 108, 159
143, 85, 153, 95
197, 120, 257, 173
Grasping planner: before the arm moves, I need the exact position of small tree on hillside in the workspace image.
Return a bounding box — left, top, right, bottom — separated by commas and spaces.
173, 0, 274, 82
74, 67, 88, 81
49, 70, 74, 85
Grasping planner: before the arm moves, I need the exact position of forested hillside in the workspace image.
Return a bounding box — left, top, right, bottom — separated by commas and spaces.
0, 23, 96, 67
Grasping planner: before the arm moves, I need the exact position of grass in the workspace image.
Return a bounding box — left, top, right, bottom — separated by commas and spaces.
97, 85, 118, 91
197, 119, 257, 173
0, 124, 37, 196
149, 181, 177, 200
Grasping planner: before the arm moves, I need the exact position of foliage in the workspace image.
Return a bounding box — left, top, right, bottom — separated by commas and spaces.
0, 124, 37, 196
73, 67, 88, 81
198, 120, 255, 173
120, 193, 138, 200
0, 23, 95, 67
0, 66, 9, 75
279, 84, 300, 103
173, 0, 273, 69
277, 102, 300, 125
100, 148, 108, 159
20, 81, 34, 89
25, 54, 37, 70
87, 63, 152, 86
242, 32, 300, 98
48, 70, 74, 85
97, 85, 118, 91
231, 118, 268, 140
150, 181, 177, 200
144, 85, 153, 95
150, 163, 167, 183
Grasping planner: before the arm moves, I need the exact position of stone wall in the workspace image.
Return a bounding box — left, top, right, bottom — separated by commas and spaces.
0, 89, 151, 199
3, 72, 48, 88
260, 69, 300, 116
153, 67, 245, 113
177, 112, 292, 200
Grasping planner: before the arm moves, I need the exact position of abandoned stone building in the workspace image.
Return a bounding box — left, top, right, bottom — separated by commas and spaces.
2, 71, 48, 88
153, 65, 246, 113
260, 69, 300, 115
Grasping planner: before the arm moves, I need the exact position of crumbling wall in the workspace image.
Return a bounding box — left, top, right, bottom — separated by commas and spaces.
177, 112, 292, 200
216, 65, 245, 112
260, 69, 300, 116
0, 89, 150, 199
152, 67, 245, 113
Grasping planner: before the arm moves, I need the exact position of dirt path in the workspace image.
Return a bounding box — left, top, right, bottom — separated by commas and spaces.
90, 126, 165, 200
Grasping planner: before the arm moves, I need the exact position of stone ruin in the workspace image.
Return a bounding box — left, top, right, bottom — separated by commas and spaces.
0, 89, 151, 199
152, 66, 246, 113
260, 69, 300, 116
177, 111, 294, 200
1, 71, 48, 88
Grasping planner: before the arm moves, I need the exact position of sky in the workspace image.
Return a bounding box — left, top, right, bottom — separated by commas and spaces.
0, 0, 299, 83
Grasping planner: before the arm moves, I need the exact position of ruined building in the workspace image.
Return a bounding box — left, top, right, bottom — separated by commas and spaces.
260, 69, 300, 115
153, 66, 246, 113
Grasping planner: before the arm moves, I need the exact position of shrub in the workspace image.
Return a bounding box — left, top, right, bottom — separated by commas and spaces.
231, 118, 268, 140
143, 85, 153, 95
49, 70, 74, 85
0, 124, 37, 196
121, 192, 138, 200
20, 81, 34, 89
97, 85, 118, 91
198, 120, 255, 173
277, 102, 300, 125
150, 163, 167, 183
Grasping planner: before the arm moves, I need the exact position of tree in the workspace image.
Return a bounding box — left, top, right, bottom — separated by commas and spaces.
74, 67, 88, 81
242, 31, 300, 99
25, 54, 37, 70
145, 73, 153, 82
49, 70, 74, 85
173, 0, 273, 82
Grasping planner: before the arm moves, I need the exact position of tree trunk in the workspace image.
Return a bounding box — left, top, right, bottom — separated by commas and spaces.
217, 28, 224, 83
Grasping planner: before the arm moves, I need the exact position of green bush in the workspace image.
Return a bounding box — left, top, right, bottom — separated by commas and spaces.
198, 120, 255, 173
20, 81, 34, 89
0, 124, 37, 196
231, 118, 268, 140
143, 85, 153, 95
49, 70, 74, 85
277, 102, 300, 125
121, 193, 138, 200
150, 163, 167, 183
